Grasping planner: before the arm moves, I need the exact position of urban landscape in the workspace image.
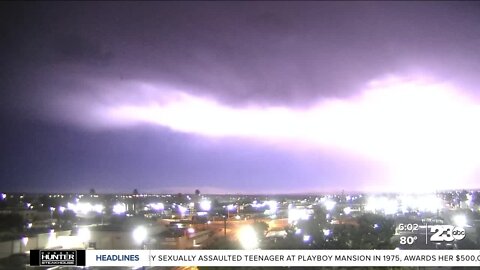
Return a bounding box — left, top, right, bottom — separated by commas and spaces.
0, 189, 479, 269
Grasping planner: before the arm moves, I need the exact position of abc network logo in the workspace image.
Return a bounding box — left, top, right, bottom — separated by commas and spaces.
430, 225, 466, 242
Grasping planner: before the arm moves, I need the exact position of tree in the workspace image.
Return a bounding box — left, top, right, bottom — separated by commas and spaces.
252, 221, 269, 239
456, 238, 478, 249
458, 190, 468, 204
321, 213, 395, 250
326, 224, 354, 249
353, 213, 395, 249
472, 192, 480, 206
294, 206, 328, 248
57, 210, 77, 229
274, 226, 304, 249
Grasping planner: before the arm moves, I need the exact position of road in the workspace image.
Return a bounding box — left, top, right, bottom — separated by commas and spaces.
199, 218, 288, 244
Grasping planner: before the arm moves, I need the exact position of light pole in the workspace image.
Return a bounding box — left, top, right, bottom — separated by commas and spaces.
239, 225, 258, 249
132, 226, 147, 270
224, 216, 227, 238
132, 226, 148, 249
49, 207, 55, 220
78, 227, 91, 249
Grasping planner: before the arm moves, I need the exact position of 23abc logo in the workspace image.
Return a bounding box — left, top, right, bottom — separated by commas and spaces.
430, 225, 466, 242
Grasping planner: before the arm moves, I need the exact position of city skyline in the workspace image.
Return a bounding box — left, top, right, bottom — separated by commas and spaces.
1, 2, 480, 193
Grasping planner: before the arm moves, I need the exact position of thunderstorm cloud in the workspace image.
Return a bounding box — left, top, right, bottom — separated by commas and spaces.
1, 2, 480, 193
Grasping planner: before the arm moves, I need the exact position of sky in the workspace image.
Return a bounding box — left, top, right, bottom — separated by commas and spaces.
1, 2, 480, 194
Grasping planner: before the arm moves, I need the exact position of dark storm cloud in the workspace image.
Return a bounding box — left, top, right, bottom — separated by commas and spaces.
2, 1, 479, 110
52, 33, 114, 66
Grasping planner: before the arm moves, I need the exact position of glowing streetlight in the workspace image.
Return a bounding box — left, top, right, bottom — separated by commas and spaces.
22, 237, 28, 246
46, 229, 56, 248
132, 226, 148, 247
453, 214, 468, 227
148, 202, 164, 211
200, 200, 212, 211
303, 235, 311, 242
288, 208, 310, 224
324, 199, 336, 211
238, 225, 258, 249
113, 203, 126, 214
178, 205, 187, 216
78, 227, 91, 243
67, 202, 104, 214
266, 201, 277, 212
92, 204, 104, 213
225, 204, 236, 218
49, 207, 55, 219
365, 196, 398, 214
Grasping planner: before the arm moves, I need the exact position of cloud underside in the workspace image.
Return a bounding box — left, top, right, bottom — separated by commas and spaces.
46, 75, 480, 192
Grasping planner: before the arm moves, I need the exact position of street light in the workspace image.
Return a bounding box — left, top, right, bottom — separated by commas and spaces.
148, 203, 164, 211
324, 199, 336, 211
21, 237, 28, 253
453, 214, 468, 227
78, 227, 91, 248
303, 235, 311, 242
113, 203, 126, 215
78, 227, 91, 242
178, 205, 187, 217
132, 226, 148, 248
49, 207, 55, 219
238, 225, 258, 249
200, 200, 212, 211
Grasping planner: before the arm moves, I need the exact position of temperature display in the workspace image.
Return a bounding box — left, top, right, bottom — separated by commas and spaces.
400, 235, 418, 245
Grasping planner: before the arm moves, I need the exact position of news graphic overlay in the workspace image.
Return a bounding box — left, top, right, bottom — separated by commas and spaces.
93, 250, 143, 267
83, 221, 479, 268
30, 250, 86, 266
394, 222, 469, 249
84, 249, 480, 267
430, 225, 466, 242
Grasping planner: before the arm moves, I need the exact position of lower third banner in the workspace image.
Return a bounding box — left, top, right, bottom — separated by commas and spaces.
80, 249, 480, 267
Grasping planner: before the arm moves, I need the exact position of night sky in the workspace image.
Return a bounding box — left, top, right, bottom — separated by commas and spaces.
1, 2, 480, 194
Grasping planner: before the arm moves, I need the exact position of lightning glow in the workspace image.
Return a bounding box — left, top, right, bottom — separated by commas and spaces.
65, 75, 480, 192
